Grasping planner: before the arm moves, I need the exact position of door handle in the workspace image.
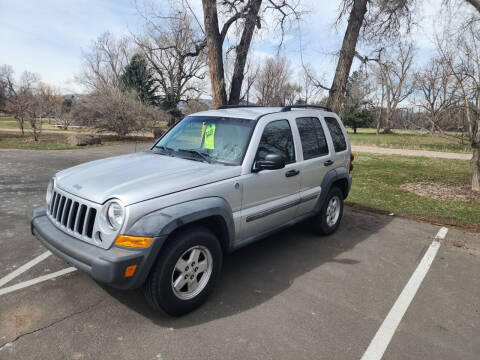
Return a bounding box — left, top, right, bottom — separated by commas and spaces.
324, 160, 334, 166
285, 169, 300, 177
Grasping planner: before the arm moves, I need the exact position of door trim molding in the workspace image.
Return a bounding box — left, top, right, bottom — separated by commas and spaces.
245, 194, 318, 223
246, 199, 300, 222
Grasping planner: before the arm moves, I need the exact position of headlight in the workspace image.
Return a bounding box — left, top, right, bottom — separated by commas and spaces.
102, 200, 125, 231
46, 178, 54, 205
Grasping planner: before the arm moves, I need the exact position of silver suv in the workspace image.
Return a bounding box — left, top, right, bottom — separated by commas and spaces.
31, 105, 353, 316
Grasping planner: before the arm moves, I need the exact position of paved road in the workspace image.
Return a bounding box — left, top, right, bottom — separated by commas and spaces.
351, 145, 472, 160
0, 145, 479, 360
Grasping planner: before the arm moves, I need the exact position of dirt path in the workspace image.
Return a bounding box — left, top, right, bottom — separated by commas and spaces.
351, 145, 472, 160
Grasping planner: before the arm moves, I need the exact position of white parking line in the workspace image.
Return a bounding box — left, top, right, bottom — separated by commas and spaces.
0, 251, 51, 288
360, 227, 447, 360
0, 267, 77, 296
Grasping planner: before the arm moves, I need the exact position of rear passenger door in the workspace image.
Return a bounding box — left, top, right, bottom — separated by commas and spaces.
294, 117, 333, 216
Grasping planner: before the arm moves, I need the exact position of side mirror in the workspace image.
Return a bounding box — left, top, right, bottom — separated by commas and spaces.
252, 153, 286, 172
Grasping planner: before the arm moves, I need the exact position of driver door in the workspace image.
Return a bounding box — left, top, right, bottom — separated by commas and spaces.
240, 119, 301, 241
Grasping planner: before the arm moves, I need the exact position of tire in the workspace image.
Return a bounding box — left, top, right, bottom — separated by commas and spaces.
144, 226, 223, 316
312, 186, 344, 235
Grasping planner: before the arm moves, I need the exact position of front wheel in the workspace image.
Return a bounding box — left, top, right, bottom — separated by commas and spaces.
144, 226, 222, 316
312, 186, 344, 235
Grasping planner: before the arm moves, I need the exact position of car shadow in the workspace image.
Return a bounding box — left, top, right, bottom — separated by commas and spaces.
102, 207, 392, 328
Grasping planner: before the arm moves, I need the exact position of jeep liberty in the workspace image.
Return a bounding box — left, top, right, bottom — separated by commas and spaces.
31, 105, 353, 316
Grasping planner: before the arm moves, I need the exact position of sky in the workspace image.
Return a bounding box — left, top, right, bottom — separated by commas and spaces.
0, 0, 476, 96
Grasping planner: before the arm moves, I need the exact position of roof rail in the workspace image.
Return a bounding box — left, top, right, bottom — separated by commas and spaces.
216, 104, 263, 110
280, 104, 332, 112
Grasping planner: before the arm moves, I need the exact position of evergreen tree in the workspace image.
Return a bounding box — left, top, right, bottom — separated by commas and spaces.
341, 71, 374, 133
120, 54, 159, 106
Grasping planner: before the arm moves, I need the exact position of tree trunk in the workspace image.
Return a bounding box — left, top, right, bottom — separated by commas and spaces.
472, 145, 480, 191
18, 118, 24, 136
327, 0, 368, 113
202, 0, 227, 108
376, 118, 381, 135
228, 0, 262, 105
466, 0, 480, 13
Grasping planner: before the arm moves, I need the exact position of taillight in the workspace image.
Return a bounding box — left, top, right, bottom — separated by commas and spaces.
349, 152, 354, 172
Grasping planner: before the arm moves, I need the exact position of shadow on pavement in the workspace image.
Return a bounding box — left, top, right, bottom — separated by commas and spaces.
103, 207, 392, 327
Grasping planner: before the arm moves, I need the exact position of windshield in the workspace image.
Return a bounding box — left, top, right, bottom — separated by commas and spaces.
153, 116, 255, 165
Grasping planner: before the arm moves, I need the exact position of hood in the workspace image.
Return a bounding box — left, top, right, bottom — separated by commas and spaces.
55, 151, 241, 205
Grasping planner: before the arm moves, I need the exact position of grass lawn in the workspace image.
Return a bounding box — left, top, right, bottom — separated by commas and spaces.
0, 116, 77, 132
347, 153, 480, 230
348, 128, 472, 153
0, 131, 153, 150
0, 131, 79, 149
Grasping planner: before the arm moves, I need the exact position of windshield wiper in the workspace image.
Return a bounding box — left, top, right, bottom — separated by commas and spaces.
156, 145, 174, 156
178, 149, 216, 164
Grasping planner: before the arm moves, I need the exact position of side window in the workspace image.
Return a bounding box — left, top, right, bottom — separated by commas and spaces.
256, 120, 295, 164
296, 117, 329, 160
325, 117, 347, 152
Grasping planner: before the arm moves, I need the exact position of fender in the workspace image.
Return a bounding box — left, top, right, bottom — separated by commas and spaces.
126, 197, 235, 250
314, 167, 352, 212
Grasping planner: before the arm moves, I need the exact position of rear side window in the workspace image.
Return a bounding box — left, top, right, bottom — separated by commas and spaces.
295, 117, 329, 160
256, 120, 295, 164
325, 117, 347, 152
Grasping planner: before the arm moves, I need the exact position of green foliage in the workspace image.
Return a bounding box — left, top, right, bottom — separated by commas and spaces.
120, 54, 159, 106
342, 70, 373, 133
342, 108, 374, 133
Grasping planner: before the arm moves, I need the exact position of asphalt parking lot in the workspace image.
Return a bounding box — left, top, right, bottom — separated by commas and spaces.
1, 144, 479, 360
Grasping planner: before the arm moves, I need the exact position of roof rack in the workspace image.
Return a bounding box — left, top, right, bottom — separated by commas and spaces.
216, 105, 263, 110
280, 104, 332, 112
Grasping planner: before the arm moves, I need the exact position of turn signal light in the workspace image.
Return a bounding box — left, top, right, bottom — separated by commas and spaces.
115, 235, 153, 248
124, 264, 138, 278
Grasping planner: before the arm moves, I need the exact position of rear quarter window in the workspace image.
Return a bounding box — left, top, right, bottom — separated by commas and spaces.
295, 117, 329, 160
325, 117, 347, 152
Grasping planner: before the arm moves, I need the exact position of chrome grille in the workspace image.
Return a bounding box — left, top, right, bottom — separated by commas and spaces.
48, 190, 98, 239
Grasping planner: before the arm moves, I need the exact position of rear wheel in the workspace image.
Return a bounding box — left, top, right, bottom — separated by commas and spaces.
144, 226, 222, 316
312, 186, 344, 235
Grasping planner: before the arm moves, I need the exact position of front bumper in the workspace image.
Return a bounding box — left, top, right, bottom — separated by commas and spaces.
31, 207, 166, 289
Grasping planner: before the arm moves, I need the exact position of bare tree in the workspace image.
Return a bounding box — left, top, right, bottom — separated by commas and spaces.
368, 63, 386, 134
414, 57, 456, 134
134, 9, 207, 109
224, 53, 259, 104
182, 99, 210, 115
73, 88, 167, 136
55, 96, 75, 130
3, 69, 40, 136
254, 57, 299, 105
325, 0, 415, 113
201, 0, 302, 107
437, 21, 480, 191
375, 43, 415, 133
36, 82, 58, 124
78, 32, 132, 91
297, 64, 323, 104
